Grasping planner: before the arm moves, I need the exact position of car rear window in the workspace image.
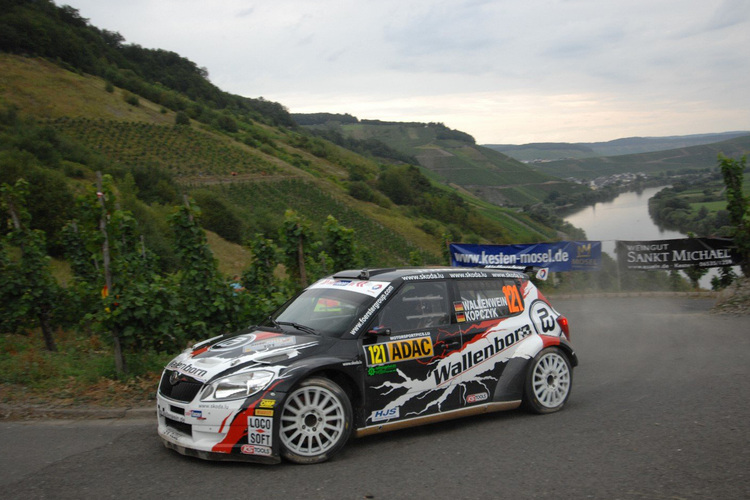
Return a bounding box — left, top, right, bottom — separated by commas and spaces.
454, 279, 524, 322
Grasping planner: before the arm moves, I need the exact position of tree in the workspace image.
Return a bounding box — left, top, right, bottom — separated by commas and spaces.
241, 234, 290, 324
323, 215, 360, 271
711, 267, 738, 291
718, 155, 749, 276
169, 196, 243, 339
683, 265, 708, 290
280, 209, 316, 288
65, 173, 167, 372
0, 179, 62, 351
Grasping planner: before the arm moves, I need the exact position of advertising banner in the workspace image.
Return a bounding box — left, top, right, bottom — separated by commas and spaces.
450, 241, 602, 272
615, 238, 741, 270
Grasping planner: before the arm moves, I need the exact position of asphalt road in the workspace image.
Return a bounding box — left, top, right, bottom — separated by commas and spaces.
2, 297, 748, 499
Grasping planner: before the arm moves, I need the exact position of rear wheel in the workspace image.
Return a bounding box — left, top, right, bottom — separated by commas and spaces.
279, 377, 353, 464
523, 347, 572, 414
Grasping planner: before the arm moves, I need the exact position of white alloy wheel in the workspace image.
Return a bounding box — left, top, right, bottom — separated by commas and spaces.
279, 377, 352, 464
524, 347, 572, 414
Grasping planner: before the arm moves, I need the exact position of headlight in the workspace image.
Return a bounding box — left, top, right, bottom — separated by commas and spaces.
199, 370, 274, 402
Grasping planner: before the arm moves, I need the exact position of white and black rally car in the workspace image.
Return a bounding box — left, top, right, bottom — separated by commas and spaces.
157, 267, 576, 464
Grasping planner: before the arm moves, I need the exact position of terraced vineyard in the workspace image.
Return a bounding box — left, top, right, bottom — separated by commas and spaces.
50, 118, 280, 177
193, 180, 437, 265
302, 118, 582, 207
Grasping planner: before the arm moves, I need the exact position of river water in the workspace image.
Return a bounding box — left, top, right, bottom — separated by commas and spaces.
563, 186, 682, 256
563, 186, 722, 288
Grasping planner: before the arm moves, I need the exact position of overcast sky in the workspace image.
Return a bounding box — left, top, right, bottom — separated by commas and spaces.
60, 0, 750, 144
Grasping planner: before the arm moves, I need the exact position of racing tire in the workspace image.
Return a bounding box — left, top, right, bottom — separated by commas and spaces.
523, 347, 572, 414
279, 377, 353, 464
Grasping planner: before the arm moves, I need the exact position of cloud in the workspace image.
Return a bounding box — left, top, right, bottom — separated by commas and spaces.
61, 0, 750, 143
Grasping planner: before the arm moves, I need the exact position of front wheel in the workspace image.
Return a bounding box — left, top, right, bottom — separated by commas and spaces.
279, 377, 353, 464
523, 347, 572, 414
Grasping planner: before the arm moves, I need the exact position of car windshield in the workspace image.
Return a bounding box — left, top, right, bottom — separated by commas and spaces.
269, 287, 376, 338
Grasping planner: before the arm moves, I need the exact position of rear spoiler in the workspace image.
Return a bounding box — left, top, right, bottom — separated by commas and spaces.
483, 264, 533, 273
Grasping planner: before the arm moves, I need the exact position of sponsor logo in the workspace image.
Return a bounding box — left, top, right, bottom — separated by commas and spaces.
241, 444, 272, 456
466, 392, 489, 404
211, 334, 255, 351
577, 243, 592, 258
370, 407, 399, 422
311, 279, 390, 298
342, 360, 362, 366
367, 364, 398, 376
197, 403, 230, 409
259, 399, 276, 408
243, 336, 295, 352
365, 336, 433, 366
447, 271, 488, 279
248, 416, 273, 447
401, 272, 445, 281
185, 410, 206, 420
433, 325, 532, 385
391, 331, 431, 340
255, 409, 274, 417
167, 361, 208, 380
350, 285, 395, 335
530, 300, 557, 334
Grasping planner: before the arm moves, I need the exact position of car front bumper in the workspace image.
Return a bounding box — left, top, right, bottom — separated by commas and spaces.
156, 392, 284, 464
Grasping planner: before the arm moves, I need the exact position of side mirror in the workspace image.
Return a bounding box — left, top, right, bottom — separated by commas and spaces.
368, 325, 392, 336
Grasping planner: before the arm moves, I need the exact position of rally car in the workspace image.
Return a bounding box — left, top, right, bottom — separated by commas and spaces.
157, 267, 576, 464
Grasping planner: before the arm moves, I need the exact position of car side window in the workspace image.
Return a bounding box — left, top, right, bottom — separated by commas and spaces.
454, 279, 523, 323
374, 281, 451, 333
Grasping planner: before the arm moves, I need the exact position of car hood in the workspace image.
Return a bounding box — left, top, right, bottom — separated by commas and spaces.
165, 328, 328, 384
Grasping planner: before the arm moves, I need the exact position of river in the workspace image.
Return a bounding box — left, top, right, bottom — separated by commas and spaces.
563, 186, 682, 256
563, 186, 722, 289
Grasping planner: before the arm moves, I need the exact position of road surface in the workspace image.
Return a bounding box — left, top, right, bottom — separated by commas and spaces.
1, 297, 748, 499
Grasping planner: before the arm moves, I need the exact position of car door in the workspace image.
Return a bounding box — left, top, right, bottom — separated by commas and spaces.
452, 277, 532, 406
360, 280, 462, 426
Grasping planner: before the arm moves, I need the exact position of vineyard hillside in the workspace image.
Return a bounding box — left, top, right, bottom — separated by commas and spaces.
294, 114, 590, 207
0, 52, 560, 273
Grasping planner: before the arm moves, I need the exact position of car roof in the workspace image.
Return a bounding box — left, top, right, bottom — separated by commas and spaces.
331, 267, 528, 282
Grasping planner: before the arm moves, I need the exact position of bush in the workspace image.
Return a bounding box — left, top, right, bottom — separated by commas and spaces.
175, 111, 190, 126
217, 114, 238, 133
123, 91, 139, 106
191, 190, 244, 244
348, 181, 375, 202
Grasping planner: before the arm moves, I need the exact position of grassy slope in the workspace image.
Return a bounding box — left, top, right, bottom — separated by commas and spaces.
1, 54, 558, 273
0, 54, 434, 261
